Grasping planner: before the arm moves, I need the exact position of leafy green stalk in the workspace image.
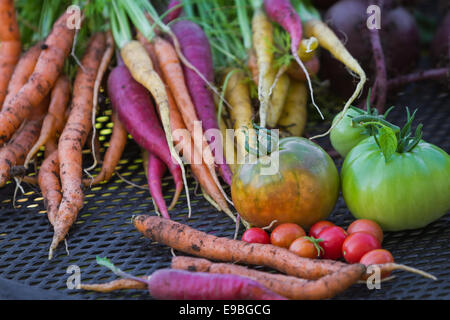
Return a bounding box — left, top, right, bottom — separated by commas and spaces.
110, 0, 132, 49
118, 0, 156, 41
96, 257, 148, 284
292, 0, 321, 22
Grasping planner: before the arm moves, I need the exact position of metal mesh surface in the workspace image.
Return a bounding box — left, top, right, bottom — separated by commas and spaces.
0, 80, 448, 300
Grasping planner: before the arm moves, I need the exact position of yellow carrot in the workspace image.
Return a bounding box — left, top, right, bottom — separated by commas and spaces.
224, 69, 257, 163
277, 80, 308, 137
120, 40, 191, 216
266, 70, 290, 128
251, 8, 273, 128
304, 20, 366, 139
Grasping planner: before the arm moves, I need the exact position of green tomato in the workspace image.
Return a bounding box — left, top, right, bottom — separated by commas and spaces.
330, 108, 370, 157
341, 136, 450, 231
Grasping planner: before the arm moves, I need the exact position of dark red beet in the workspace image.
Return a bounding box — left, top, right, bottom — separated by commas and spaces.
431, 11, 450, 67
320, 0, 420, 98
380, 7, 420, 76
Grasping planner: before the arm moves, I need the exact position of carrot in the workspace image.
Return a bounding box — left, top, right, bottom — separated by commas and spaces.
301, 15, 366, 139
224, 69, 257, 163
88, 256, 287, 300
87, 30, 114, 172
0, 0, 21, 107
248, 49, 259, 84
171, 20, 234, 186
80, 278, 147, 293
0, 96, 48, 187
136, 32, 233, 219
0, 11, 76, 146
266, 70, 290, 127
133, 215, 348, 280
38, 150, 61, 226
83, 110, 128, 187
107, 55, 183, 217
172, 256, 365, 300
263, 0, 323, 120
151, 36, 228, 203
163, 0, 183, 24
247, 52, 291, 128
135, 215, 437, 281
219, 116, 237, 174
277, 80, 307, 136
142, 150, 170, 219
24, 75, 70, 168
50, 32, 107, 259
1, 41, 42, 111
164, 74, 233, 220
251, 6, 274, 128
112, 3, 190, 215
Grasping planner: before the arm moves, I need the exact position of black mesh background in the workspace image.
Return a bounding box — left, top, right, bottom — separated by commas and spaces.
0, 79, 448, 300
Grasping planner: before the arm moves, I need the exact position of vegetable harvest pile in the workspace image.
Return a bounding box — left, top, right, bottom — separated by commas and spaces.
0, 0, 449, 300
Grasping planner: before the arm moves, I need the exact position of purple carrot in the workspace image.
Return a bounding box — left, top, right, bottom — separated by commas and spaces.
368, 0, 387, 113
163, 0, 183, 24
96, 257, 287, 300
264, 0, 302, 56
108, 55, 183, 212
171, 20, 233, 186
147, 152, 170, 219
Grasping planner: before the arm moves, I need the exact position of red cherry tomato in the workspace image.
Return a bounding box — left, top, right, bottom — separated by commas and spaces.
360, 249, 395, 279
317, 226, 347, 260
289, 236, 324, 259
270, 223, 306, 248
347, 219, 384, 243
342, 232, 381, 263
242, 228, 270, 244
308, 220, 335, 239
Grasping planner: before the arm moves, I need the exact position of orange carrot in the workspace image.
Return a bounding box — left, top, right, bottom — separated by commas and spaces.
133, 215, 349, 280
0, 96, 48, 187
83, 110, 128, 186
152, 37, 229, 204
139, 35, 233, 220
80, 278, 147, 293
24, 75, 70, 167
38, 150, 61, 226
0, 0, 21, 107
0, 11, 75, 146
88, 30, 114, 171
172, 256, 364, 300
2, 41, 42, 111
50, 32, 107, 259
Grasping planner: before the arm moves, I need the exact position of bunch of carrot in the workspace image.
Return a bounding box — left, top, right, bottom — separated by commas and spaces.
0, 0, 242, 259
0, 0, 367, 260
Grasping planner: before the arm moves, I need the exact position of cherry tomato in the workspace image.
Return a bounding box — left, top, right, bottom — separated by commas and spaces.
347, 219, 384, 243
289, 236, 324, 259
317, 226, 347, 260
242, 228, 270, 244
270, 223, 306, 248
342, 232, 381, 263
308, 220, 335, 239
360, 249, 395, 279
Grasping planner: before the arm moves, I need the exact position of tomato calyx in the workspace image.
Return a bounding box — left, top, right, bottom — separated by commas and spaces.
352, 107, 424, 161
303, 236, 324, 258
244, 122, 279, 157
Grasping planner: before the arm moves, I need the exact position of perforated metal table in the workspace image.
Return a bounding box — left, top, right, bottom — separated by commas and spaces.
0, 80, 448, 300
